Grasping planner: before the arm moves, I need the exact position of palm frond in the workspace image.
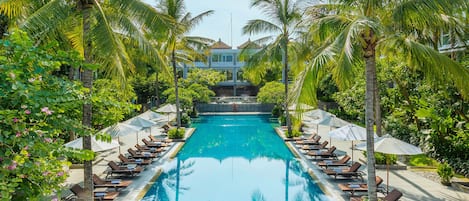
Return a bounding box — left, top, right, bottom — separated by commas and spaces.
243, 19, 282, 35
383, 35, 469, 98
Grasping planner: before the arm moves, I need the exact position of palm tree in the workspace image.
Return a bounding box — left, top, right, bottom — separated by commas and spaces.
299, 1, 469, 200
6, 0, 171, 199
242, 0, 308, 135
156, 0, 214, 128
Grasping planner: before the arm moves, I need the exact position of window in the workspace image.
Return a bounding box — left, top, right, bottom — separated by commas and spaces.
220, 69, 233, 81
237, 70, 244, 81
224, 55, 233, 62
211, 54, 221, 62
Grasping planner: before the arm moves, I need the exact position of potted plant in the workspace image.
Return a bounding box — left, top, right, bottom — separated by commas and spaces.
437, 162, 454, 186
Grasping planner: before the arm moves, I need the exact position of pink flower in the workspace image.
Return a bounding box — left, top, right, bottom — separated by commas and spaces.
41, 107, 53, 115
25, 110, 31, 115
16, 132, 21, 137
13, 118, 18, 123
44, 138, 52, 143
57, 171, 64, 177
42, 171, 50, 176
8, 161, 17, 170
24, 146, 29, 150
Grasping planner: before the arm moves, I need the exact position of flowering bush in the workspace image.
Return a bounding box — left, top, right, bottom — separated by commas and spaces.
0, 31, 94, 199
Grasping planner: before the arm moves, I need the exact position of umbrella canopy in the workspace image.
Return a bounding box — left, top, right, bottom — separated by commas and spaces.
329, 124, 378, 162
64, 137, 119, 152
355, 134, 423, 193
138, 110, 165, 122
156, 104, 179, 113
302, 109, 349, 128
101, 123, 142, 154
126, 116, 156, 129
102, 123, 142, 137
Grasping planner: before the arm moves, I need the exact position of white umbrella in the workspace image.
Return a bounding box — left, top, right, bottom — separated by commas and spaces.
303, 109, 350, 147
101, 123, 142, 154
125, 116, 157, 142
138, 110, 165, 122
64, 137, 119, 152
356, 134, 423, 193
329, 124, 378, 162
156, 104, 179, 121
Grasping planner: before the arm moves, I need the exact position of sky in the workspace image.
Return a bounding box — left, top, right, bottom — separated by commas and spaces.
143, 0, 269, 48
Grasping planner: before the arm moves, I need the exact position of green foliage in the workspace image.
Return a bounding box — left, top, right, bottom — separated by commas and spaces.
180, 113, 191, 126
257, 81, 284, 105
409, 154, 439, 167
437, 162, 454, 185
271, 105, 283, 117
130, 73, 171, 106
362, 151, 397, 165
92, 79, 140, 129
163, 87, 196, 111
168, 128, 186, 139
183, 68, 224, 86
0, 31, 94, 199
285, 129, 302, 138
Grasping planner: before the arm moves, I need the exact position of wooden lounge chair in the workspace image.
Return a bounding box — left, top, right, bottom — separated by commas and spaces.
350, 189, 403, 201
323, 162, 363, 180
295, 135, 321, 145
135, 144, 164, 153
142, 138, 169, 148
93, 174, 132, 191
301, 141, 328, 151
70, 184, 119, 200
127, 148, 158, 159
107, 161, 144, 178
338, 176, 384, 196
118, 154, 152, 165
149, 135, 172, 143
306, 146, 337, 160
317, 155, 351, 169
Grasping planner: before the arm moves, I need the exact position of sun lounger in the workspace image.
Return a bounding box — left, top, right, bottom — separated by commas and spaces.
338, 176, 383, 196
301, 141, 328, 151
107, 161, 144, 178
295, 135, 321, 145
70, 184, 119, 200
317, 155, 351, 169
127, 148, 158, 159
93, 174, 132, 191
135, 144, 164, 153
118, 154, 152, 165
323, 162, 363, 180
306, 146, 337, 160
142, 138, 169, 148
149, 135, 172, 143
350, 189, 403, 201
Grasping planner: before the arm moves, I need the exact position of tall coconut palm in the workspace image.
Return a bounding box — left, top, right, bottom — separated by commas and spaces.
156, 0, 214, 128
243, 0, 309, 135
299, 1, 469, 200
8, 0, 171, 199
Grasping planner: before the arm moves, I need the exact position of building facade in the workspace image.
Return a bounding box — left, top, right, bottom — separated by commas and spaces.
181, 39, 260, 97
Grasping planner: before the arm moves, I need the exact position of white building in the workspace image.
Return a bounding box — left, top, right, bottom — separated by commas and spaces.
181, 39, 261, 96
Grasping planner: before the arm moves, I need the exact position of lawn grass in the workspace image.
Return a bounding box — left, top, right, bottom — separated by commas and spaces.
408, 154, 439, 167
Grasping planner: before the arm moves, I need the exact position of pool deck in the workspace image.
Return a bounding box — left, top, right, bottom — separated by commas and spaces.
64, 120, 469, 201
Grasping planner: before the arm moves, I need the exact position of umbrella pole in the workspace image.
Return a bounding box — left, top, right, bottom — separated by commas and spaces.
118, 136, 121, 155
351, 141, 354, 163
387, 156, 390, 194
136, 131, 139, 145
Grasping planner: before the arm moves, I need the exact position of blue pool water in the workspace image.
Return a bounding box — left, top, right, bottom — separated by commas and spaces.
142, 115, 330, 201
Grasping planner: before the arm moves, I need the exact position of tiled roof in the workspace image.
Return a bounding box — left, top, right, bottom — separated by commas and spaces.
237, 39, 261, 49
211, 38, 232, 49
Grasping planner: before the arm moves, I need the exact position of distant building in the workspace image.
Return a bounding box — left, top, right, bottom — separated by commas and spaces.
181, 39, 261, 97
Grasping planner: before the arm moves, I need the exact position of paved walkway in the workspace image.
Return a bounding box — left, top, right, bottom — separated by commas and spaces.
64, 118, 469, 201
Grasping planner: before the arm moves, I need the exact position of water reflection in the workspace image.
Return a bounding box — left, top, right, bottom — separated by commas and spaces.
142, 115, 330, 201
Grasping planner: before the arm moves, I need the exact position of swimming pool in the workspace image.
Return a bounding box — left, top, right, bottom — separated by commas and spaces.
142, 115, 330, 201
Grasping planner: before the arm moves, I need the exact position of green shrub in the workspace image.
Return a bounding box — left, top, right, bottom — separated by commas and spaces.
285, 130, 302, 138
168, 128, 186, 139
363, 151, 397, 165
409, 154, 439, 167
181, 113, 191, 126
437, 162, 454, 186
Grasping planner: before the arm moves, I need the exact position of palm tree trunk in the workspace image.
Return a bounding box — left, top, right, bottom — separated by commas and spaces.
283, 39, 292, 135
363, 32, 377, 201
172, 48, 181, 128
155, 71, 160, 108
80, 1, 94, 200
373, 70, 382, 136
